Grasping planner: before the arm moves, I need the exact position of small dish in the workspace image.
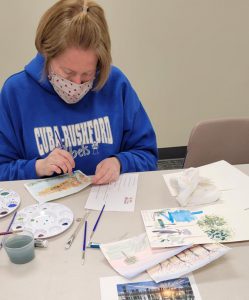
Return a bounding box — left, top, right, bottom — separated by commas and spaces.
0, 188, 20, 218
11, 203, 74, 239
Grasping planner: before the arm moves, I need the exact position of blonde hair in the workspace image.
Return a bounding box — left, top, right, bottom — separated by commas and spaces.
35, 0, 111, 90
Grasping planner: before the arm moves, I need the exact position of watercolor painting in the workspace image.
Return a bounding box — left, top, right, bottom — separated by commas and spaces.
100, 233, 189, 279
148, 243, 229, 282
25, 170, 92, 203
141, 203, 249, 248
116, 277, 197, 300
38, 172, 90, 196
197, 215, 233, 241
100, 275, 201, 300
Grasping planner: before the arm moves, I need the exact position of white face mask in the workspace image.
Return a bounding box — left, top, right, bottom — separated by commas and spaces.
49, 72, 93, 104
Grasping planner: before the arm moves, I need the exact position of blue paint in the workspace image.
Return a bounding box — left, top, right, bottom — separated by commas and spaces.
159, 210, 203, 223
88, 242, 100, 249
159, 212, 171, 223
168, 212, 175, 224
8, 203, 17, 208
192, 210, 203, 215
157, 219, 165, 228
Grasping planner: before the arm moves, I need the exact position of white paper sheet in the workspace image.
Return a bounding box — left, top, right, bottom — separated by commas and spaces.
100, 274, 202, 300
147, 243, 230, 282
85, 173, 138, 211
221, 188, 249, 210
100, 233, 190, 279
164, 160, 249, 196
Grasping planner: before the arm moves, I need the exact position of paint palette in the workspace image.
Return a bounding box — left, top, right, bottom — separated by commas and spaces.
0, 188, 20, 218
11, 203, 74, 239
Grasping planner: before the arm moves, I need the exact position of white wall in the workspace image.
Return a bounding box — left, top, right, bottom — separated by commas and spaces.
1, 0, 249, 147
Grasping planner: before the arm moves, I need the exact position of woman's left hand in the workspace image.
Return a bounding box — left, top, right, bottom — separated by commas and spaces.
92, 157, 121, 185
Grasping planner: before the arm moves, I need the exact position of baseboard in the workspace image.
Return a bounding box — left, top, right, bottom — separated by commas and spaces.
158, 146, 187, 160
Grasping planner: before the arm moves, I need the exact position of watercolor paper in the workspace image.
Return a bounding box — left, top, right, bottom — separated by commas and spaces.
141, 203, 249, 248
148, 243, 230, 282
100, 233, 190, 279
164, 160, 249, 197
25, 170, 91, 203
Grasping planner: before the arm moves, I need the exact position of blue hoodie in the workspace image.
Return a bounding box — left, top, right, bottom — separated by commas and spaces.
0, 54, 158, 180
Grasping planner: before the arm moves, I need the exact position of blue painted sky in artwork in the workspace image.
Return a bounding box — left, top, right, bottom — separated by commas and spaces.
159, 209, 203, 223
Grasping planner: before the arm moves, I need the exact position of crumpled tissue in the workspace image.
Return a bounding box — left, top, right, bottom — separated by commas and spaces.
170, 168, 221, 206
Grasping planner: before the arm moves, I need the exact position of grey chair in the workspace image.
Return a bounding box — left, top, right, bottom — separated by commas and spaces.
184, 118, 249, 168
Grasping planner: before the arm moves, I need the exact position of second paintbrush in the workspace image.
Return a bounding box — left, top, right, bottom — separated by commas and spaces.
88, 204, 105, 246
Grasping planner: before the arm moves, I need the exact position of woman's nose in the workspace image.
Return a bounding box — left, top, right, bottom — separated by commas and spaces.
71, 75, 82, 84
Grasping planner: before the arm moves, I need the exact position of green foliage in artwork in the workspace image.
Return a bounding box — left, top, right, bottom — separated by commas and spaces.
197, 214, 232, 241
197, 215, 227, 227
203, 228, 232, 241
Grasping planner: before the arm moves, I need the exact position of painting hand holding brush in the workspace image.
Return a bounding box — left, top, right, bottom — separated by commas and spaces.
35, 131, 75, 178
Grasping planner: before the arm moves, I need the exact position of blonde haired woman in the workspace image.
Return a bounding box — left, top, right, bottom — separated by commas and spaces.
0, 0, 157, 183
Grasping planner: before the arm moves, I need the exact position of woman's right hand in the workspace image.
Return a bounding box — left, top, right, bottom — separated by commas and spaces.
35, 148, 75, 177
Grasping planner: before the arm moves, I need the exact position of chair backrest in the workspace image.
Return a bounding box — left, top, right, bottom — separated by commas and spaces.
184, 118, 249, 168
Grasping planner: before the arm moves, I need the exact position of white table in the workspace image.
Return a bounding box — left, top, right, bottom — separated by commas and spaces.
0, 165, 249, 300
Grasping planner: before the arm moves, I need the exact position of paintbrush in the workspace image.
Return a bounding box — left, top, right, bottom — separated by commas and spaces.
0, 211, 18, 250
0, 229, 23, 236
55, 131, 75, 177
